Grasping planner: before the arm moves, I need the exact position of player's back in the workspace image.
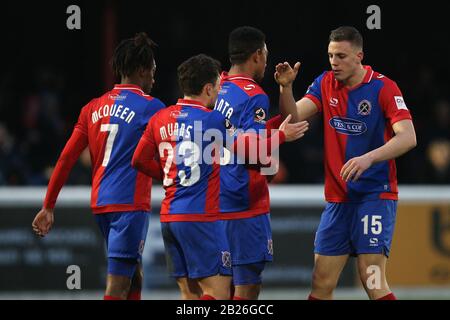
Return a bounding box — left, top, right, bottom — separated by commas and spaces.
215, 72, 270, 218
78, 84, 165, 213
148, 99, 224, 222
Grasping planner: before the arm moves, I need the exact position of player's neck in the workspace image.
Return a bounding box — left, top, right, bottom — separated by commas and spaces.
229, 65, 255, 80
183, 95, 208, 107
120, 76, 143, 90
343, 66, 367, 88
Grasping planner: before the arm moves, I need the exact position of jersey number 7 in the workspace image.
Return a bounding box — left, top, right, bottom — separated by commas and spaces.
100, 124, 119, 167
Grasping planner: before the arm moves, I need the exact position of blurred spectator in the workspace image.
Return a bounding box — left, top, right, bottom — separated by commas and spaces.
20, 68, 66, 185
424, 139, 450, 184
0, 123, 28, 185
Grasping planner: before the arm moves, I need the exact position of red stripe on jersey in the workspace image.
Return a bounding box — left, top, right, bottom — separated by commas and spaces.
220, 72, 266, 97
305, 94, 323, 112
204, 161, 220, 214
93, 204, 150, 214
248, 168, 270, 213
134, 171, 152, 212
158, 106, 182, 217
323, 83, 349, 202
160, 213, 218, 222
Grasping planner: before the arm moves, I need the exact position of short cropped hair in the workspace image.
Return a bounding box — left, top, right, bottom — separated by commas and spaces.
329, 26, 363, 49
228, 26, 266, 65
177, 54, 222, 96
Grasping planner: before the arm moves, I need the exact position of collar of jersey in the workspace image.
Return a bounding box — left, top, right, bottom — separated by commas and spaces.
176, 99, 209, 110
221, 72, 257, 84
113, 84, 145, 94
334, 65, 374, 90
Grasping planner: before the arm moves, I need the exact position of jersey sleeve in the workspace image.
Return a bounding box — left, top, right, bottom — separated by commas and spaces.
379, 80, 413, 126
43, 122, 89, 209
241, 94, 270, 132
207, 110, 237, 147
132, 116, 162, 179
74, 103, 90, 136
304, 71, 326, 112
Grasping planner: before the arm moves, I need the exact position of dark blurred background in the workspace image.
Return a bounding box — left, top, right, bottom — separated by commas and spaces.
1, 0, 449, 186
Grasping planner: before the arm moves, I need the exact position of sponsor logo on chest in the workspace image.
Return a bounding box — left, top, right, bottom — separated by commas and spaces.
329, 117, 367, 135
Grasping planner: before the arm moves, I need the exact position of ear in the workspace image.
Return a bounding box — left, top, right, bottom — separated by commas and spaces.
138, 67, 147, 78
204, 83, 212, 97
252, 50, 260, 64
357, 50, 364, 62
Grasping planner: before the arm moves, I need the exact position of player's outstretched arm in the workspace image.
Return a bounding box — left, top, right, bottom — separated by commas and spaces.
32, 128, 88, 237
275, 62, 318, 122
341, 119, 417, 182
278, 114, 309, 142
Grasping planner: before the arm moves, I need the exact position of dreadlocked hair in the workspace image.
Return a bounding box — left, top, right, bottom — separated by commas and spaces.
112, 32, 157, 78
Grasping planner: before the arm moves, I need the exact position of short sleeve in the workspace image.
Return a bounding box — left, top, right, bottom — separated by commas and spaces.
208, 110, 238, 146
379, 80, 412, 126
241, 94, 270, 132
74, 103, 90, 136
304, 71, 326, 112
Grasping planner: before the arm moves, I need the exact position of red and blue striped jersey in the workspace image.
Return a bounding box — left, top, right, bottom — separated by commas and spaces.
215, 72, 271, 219
304, 66, 412, 202
74, 84, 165, 213
140, 99, 230, 222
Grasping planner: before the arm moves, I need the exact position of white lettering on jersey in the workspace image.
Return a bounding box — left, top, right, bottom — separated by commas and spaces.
215, 98, 234, 119
159, 123, 192, 140
91, 104, 135, 124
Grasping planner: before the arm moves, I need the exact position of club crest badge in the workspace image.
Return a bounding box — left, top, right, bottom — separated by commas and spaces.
358, 100, 372, 116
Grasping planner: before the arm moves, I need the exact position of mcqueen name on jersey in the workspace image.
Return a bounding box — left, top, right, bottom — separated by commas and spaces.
91, 104, 136, 124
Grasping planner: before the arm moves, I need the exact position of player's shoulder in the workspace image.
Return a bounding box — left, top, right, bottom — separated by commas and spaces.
152, 103, 176, 118
81, 96, 100, 113
317, 70, 333, 82
371, 69, 399, 89
144, 96, 166, 111
220, 72, 267, 98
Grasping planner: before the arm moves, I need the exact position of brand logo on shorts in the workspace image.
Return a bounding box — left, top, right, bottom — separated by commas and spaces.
268, 239, 274, 256
222, 251, 231, 268
369, 238, 379, 247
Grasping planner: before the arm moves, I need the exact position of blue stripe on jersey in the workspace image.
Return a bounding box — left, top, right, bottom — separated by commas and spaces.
168, 106, 213, 214
345, 80, 391, 200
97, 90, 162, 206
